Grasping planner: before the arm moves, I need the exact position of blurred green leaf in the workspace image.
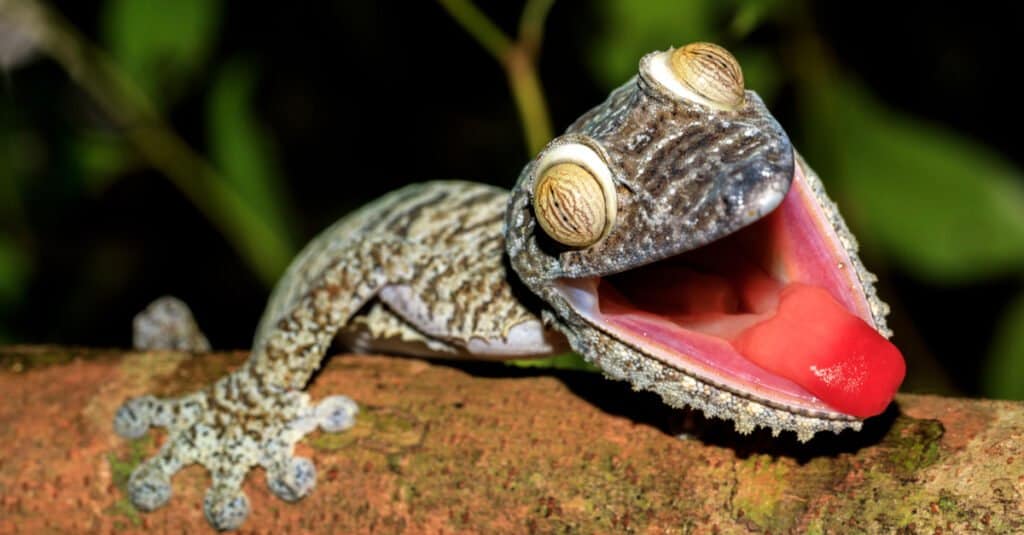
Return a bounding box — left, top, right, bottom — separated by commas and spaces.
72, 132, 132, 193
102, 0, 222, 105
508, 352, 599, 372
588, 0, 790, 90
0, 122, 39, 239
729, 0, 785, 38
982, 292, 1024, 400
0, 236, 31, 305
207, 61, 296, 260
589, 0, 717, 89
732, 47, 782, 104
802, 82, 1024, 283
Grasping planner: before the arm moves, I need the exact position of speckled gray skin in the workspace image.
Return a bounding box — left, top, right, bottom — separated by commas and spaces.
116, 48, 890, 529
511, 79, 794, 282
505, 52, 889, 440
118, 182, 562, 530
132, 297, 211, 352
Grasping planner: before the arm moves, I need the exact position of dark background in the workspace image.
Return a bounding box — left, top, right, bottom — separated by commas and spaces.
3, 1, 1024, 399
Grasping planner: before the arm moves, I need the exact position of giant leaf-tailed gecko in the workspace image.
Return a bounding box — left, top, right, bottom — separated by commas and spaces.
115, 43, 905, 530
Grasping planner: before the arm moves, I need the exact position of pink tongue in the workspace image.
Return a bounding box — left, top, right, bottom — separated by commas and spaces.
732, 284, 905, 417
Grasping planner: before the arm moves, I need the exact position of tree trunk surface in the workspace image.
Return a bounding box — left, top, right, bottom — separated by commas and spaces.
1, 345, 1022, 533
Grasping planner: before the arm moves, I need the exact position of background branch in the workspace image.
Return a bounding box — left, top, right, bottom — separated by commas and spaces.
438, 0, 554, 155
3, 346, 1021, 532
4, 0, 293, 285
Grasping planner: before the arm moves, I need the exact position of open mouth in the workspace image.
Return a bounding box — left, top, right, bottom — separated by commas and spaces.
554, 164, 905, 418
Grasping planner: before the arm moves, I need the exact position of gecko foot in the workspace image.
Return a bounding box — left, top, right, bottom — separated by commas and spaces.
113, 371, 358, 530
132, 296, 211, 352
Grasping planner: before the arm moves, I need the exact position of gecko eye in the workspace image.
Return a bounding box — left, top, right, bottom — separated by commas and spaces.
532, 143, 617, 248
648, 42, 746, 110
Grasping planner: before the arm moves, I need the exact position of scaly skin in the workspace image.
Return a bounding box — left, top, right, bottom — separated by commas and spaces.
116, 46, 891, 530
117, 182, 565, 529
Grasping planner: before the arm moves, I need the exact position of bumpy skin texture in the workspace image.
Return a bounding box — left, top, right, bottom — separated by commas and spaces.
513, 79, 794, 280
133, 297, 211, 352
505, 55, 890, 439
116, 49, 890, 529
117, 183, 564, 530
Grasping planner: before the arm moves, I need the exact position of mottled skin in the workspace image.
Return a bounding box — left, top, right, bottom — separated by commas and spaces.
506, 57, 889, 439
116, 49, 889, 530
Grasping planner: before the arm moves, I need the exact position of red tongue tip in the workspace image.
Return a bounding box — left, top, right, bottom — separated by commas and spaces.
732, 284, 905, 418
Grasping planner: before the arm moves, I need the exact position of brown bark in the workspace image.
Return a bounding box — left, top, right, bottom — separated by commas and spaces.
1, 345, 1022, 533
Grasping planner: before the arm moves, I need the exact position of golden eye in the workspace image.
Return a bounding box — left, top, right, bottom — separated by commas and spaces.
669, 42, 745, 109
534, 163, 609, 248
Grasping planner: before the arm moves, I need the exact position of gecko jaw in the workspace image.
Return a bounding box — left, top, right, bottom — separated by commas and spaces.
553, 163, 904, 420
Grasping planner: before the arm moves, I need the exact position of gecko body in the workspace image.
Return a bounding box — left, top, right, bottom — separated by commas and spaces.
116, 43, 904, 530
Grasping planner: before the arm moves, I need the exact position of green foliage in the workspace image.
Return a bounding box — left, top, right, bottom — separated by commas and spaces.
587, 0, 784, 92
509, 353, 599, 372
71, 131, 133, 193
207, 61, 296, 255
0, 236, 30, 305
102, 0, 223, 106
105, 435, 153, 526
983, 292, 1024, 399
588, 0, 718, 89
802, 82, 1024, 283
100, 0, 297, 285
731, 47, 783, 104
0, 123, 34, 343
728, 0, 786, 37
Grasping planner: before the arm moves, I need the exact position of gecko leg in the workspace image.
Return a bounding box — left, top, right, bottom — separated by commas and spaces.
114, 238, 428, 530
132, 296, 211, 352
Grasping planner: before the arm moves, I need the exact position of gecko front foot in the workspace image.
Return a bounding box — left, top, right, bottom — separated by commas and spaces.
114, 370, 358, 530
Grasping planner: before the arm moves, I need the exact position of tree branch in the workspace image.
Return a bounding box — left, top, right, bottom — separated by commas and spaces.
518, 0, 555, 59
4, 345, 1022, 532
438, 0, 553, 155
436, 0, 512, 62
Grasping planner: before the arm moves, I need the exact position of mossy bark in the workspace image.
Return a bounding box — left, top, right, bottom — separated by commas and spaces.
2, 346, 1022, 533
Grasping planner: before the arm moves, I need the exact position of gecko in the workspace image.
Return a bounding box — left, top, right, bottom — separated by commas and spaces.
114, 43, 905, 530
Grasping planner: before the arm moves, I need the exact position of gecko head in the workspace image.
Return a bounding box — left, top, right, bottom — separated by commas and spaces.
505, 43, 905, 439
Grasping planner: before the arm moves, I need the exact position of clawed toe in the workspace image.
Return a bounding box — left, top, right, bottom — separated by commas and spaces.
114, 396, 157, 439
315, 395, 359, 432
204, 484, 251, 531
267, 456, 317, 502
127, 462, 173, 512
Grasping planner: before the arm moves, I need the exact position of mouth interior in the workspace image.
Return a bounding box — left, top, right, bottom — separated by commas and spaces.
601, 210, 784, 341
556, 166, 905, 418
